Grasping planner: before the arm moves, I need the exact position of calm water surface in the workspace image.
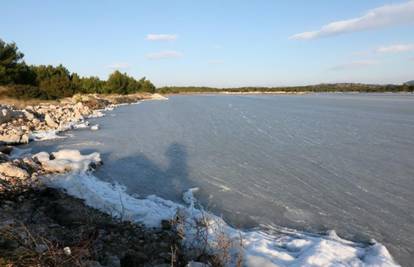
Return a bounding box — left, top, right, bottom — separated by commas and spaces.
28, 94, 414, 265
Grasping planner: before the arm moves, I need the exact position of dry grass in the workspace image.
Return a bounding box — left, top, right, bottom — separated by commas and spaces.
0, 223, 94, 267
0, 87, 59, 109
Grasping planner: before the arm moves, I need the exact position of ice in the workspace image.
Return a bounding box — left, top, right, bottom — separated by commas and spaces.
30, 130, 66, 141
90, 124, 99, 131
39, 149, 400, 267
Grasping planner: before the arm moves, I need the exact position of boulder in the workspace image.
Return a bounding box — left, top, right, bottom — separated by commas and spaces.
23, 110, 36, 121
45, 114, 59, 128
0, 162, 29, 179
0, 108, 14, 124
0, 133, 22, 145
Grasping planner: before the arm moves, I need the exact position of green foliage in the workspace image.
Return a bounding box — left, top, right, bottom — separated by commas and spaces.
0, 39, 36, 85
157, 84, 414, 94
105, 71, 155, 94
0, 38, 156, 99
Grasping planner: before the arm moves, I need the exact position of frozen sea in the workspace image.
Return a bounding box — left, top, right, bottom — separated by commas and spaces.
27, 94, 414, 265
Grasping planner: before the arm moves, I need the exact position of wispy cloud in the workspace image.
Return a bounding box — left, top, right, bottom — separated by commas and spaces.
146, 50, 183, 60
107, 62, 130, 69
207, 59, 224, 64
376, 43, 414, 53
330, 60, 379, 71
290, 1, 414, 40
145, 34, 177, 41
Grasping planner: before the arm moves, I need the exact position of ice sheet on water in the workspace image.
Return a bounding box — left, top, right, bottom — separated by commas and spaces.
39, 149, 399, 267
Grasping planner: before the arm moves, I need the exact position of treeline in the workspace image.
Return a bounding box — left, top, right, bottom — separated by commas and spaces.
158, 83, 414, 94
0, 39, 155, 100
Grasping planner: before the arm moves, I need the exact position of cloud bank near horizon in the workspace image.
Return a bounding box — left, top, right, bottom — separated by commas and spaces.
290, 1, 414, 40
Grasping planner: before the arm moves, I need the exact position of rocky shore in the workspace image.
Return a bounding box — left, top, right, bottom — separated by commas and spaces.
0, 94, 212, 267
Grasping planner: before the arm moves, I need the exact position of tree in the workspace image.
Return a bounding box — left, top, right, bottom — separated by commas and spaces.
0, 38, 35, 85
31, 65, 74, 99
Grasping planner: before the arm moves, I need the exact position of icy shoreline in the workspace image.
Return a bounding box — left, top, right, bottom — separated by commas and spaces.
40, 149, 399, 267
0, 93, 400, 266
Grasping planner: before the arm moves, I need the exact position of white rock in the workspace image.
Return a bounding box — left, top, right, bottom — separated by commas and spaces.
186, 262, 210, 267
23, 110, 35, 120
0, 162, 29, 179
45, 114, 59, 128
33, 152, 50, 163
90, 124, 99, 131
63, 246, 71, 256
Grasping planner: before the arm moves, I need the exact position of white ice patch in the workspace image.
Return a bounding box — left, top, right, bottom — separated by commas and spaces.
40, 149, 399, 267
90, 124, 99, 131
30, 130, 66, 141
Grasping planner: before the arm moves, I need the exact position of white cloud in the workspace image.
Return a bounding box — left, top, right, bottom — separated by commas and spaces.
107, 62, 130, 69
330, 60, 379, 71
146, 50, 183, 60
145, 34, 177, 41
290, 1, 414, 40
376, 43, 414, 53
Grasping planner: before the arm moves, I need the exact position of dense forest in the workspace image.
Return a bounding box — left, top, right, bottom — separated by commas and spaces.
1, 38, 413, 100
0, 39, 155, 99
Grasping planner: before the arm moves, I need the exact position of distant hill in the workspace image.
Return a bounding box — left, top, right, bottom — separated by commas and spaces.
404, 80, 414, 85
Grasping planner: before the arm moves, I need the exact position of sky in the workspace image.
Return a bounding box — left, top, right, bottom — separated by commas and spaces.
2, 0, 414, 87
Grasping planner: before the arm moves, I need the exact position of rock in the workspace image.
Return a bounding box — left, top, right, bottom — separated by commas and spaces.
90, 124, 99, 131
20, 133, 29, 144
0, 108, 13, 124
0, 162, 29, 179
35, 244, 48, 254
186, 261, 211, 267
0, 133, 22, 145
33, 152, 51, 163
45, 114, 59, 128
23, 110, 35, 120
63, 246, 71, 256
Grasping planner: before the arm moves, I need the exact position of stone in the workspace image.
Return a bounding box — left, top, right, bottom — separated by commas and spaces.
90, 124, 99, 131
35, 244, 48, 254
63, 246, 71, 256
45, 114, 59, 128
0, 162, 29, 179
0, 108, 12, 124
23, 110, 35, 120
0, 133, 22, 145
186, 261, 211, 267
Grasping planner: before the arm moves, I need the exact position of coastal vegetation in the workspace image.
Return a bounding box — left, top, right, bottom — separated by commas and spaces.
0, 39, 155, 100
158, 83, 414, 94
1, 38, 413, 101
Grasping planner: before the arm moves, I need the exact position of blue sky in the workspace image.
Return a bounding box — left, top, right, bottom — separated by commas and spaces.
2, 0, 414, 87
